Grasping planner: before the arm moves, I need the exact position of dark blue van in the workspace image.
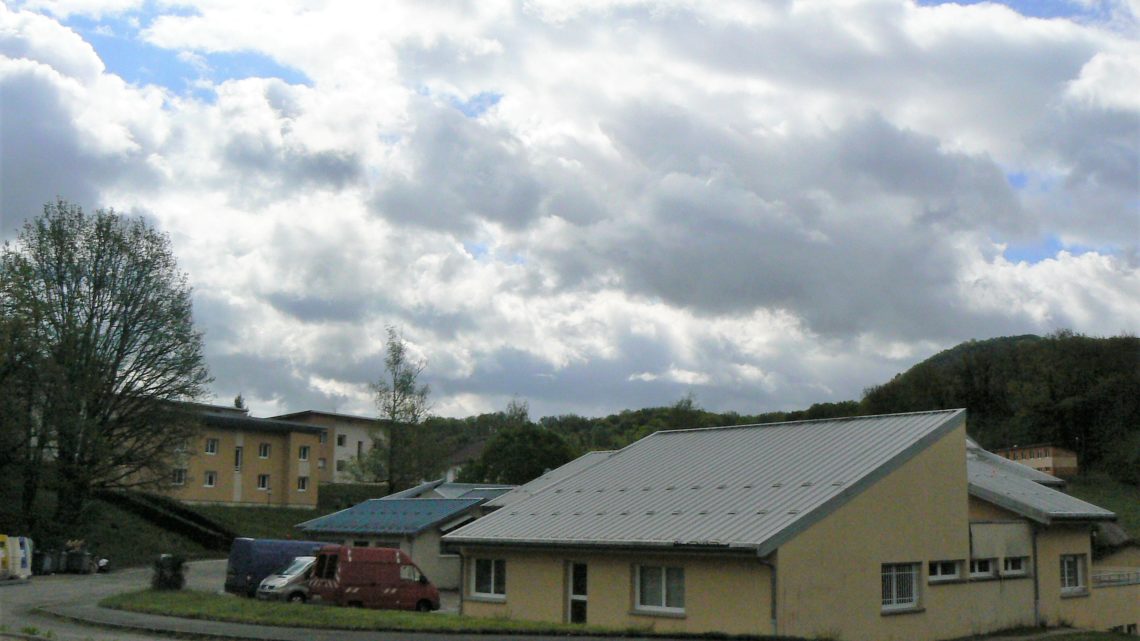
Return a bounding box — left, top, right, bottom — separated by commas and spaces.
224, 538, 325, 597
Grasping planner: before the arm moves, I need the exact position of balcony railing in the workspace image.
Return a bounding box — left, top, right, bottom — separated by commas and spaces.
1092, 569, 1140, 587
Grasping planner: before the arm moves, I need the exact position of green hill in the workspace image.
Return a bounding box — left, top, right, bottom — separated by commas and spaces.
861, 331, 1140, 486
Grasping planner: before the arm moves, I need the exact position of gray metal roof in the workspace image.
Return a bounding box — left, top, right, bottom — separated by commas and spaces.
296, 498, 483, 536
966, 448, 1115, 524
445, 410, 966, 556
965, 438, 1065, 487
485, 450, 615, 509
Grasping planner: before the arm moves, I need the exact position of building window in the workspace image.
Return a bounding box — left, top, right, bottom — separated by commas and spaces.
1002, 557, 1028, 576
297, 476, 309, 492
336, 459, 346, 472
234, 446, 243, 471
204, 471, 217, 487
257, 474, 270, 490
205, 438, 218, 455
171, 468, 187, 486
336, 434, 346, 447
299, 445, 310, 461
258, 443, 271, 458
635, 565, 685, 614
319, 431, 327, 444
472, 558, 506, 598
881, 563, 919, 611
318, 458, 326, 469
969, 559, 996, 579
1060, 555, 1085, 593
353, 540, 370, 547
928, 560, 960, 582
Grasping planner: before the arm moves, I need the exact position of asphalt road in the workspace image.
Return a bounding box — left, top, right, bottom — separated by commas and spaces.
0, 558, 229, 641
0, 559, 700, 641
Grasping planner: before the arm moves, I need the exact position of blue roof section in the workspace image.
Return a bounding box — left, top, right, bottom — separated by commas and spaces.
296, 498, 483, 536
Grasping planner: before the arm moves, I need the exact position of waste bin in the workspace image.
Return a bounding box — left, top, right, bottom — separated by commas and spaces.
32, 550, 53, 575
66, 550, 92, 574
55, 550, 68, 572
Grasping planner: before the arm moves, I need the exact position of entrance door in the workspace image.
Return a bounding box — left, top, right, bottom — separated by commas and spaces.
568, 562, 587, 623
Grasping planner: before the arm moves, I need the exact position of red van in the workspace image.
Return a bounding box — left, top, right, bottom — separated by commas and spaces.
308, 545, 440, 611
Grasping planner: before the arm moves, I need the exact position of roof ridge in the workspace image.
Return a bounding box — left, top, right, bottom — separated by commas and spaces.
655, 408, 965, 435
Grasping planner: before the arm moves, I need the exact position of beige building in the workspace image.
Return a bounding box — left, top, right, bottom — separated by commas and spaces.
166, 404, 324, 508
271, 410, 383, 484
993, 443, 1079, 477
444, 410, 1139, 640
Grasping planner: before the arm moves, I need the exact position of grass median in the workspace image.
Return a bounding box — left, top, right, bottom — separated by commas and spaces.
99, 589, 792, 638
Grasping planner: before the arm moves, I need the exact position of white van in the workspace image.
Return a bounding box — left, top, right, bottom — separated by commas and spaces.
256, 556, 316, 602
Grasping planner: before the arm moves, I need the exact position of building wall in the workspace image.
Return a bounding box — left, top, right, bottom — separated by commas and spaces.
968, 496, 1023, 521
1097, 545, 1140, 569
459, 549, 771, 635
776, 422, 1043, 641
409, 528, 463, 590
169, 429, 319, 508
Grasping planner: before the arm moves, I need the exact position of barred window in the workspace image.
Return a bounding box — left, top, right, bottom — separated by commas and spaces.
882, 563, 919, 611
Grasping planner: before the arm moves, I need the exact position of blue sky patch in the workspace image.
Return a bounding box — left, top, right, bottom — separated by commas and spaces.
1006, 171, 1028, 189
916, 0, 1109, 20
61, 9, 308, 95
1002, 234, 1113, 264
449, 92, 502, 118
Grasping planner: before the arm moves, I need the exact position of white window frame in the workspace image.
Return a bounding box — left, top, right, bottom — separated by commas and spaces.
336, 434, 346, 447
205, 438, 218, 455
471, 558, 506, 600
299, 445, 310, 461
1060, 555, 1085, 593
881, 563, 920, 612
203, 471, 217, 488
319, 431, 328, 444
318, 458, 326, 469
969, 558, 996, 579
258, 443, 271, 459
928, 560, 960, 583
297, 476, 309, 492
171, 468, 187, 486
257, 474, 270, 490
1002, 556, 1028, 577
634, 564, 685, 615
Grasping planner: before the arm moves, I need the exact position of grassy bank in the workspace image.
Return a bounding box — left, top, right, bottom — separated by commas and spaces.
100, 589, 797, 639
1066, 474, 1140, 537
189, 505, 331, 540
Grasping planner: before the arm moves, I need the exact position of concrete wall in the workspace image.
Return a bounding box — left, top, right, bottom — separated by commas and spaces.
459, 549, 771, 635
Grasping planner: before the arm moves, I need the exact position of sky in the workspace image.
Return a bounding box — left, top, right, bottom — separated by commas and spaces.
1, 0, 1137, 421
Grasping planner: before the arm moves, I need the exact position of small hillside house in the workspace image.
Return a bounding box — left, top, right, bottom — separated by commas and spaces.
992, 443, 1079, 478
296, 483, 513, 589
444, 410, 1139, 640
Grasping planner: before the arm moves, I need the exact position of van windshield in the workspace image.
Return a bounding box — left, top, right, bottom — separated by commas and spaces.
277, 556, 316, 577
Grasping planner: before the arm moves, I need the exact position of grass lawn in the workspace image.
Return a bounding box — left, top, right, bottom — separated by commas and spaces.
1051, 634, 1137, 640
1065, 474, 1140, 537
100, 589, 801, 639
189, 505, 336, 540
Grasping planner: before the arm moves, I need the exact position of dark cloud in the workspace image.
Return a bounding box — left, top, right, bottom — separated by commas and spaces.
0, 69, 159, 238
370, 98, 542, 232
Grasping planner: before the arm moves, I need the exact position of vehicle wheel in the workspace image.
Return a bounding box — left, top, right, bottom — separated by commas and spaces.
288, 592, 306, 603
415, 600, 432, 612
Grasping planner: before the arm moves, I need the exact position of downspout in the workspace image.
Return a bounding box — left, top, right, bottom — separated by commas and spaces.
458, 549, 466, 616
1031, 525, 1040, 627
758, 556, 777, 636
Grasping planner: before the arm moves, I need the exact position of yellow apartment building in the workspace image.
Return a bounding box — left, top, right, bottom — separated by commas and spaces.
444, 410, 1139, 640
166, 405, 324, 508
271, 410, 384, 484
993, 443, 1079, 477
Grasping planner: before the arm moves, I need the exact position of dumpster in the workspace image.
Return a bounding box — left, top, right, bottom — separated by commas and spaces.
33, 548, 56, 575
0, 534, 8, 580
66, 550, 92, 574
13, 537, 33, 579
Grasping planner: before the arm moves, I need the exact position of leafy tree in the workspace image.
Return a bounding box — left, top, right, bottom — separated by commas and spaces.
354, 326, 434, 492
233, 394, 246, 410
463, 401, 576, 485
0, 200, 211, 532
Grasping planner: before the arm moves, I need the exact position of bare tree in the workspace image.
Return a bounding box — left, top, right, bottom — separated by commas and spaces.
0, 200, 211, 532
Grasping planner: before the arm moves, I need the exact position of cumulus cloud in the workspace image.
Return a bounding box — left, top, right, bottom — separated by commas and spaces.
2, 0, 1136, 419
